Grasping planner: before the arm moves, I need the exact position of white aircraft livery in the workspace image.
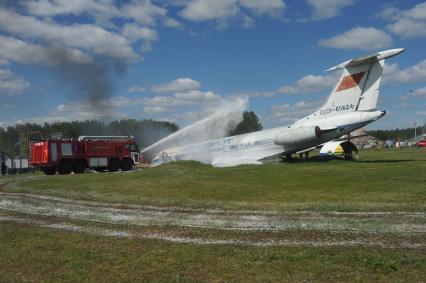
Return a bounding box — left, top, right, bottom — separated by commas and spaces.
142, 48, 404, 167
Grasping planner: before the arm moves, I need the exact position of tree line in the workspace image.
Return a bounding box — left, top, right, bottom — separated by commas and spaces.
366, 126, 426, 141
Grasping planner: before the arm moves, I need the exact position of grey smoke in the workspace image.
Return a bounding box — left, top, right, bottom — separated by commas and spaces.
50, 47, 127, 118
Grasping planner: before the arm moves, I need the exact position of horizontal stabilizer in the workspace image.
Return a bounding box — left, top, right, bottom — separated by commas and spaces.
326, 48, 404, 71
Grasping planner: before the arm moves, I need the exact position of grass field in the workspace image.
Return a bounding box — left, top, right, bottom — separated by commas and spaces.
6, 148, 426, 211
1, 222, 425, 282
0, 148, 425, 282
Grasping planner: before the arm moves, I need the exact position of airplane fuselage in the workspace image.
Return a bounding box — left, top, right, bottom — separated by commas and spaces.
151, 110, 385, 166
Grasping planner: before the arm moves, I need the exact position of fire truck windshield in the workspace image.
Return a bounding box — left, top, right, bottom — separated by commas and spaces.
130, 143, 138, 152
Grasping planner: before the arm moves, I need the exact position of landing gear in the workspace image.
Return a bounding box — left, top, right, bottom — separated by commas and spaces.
344, 150, 353, 160
299, 152, 309, 159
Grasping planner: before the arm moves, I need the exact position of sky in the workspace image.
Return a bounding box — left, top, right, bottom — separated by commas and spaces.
0, 0, 426, 130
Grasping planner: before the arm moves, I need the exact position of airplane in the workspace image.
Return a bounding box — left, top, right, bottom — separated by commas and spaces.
141, 48, 404, 167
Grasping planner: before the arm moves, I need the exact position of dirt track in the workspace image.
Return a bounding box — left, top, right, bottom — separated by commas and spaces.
0, 191, 425, 248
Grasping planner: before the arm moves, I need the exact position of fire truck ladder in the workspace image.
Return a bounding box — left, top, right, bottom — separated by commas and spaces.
78, 136, 134, 141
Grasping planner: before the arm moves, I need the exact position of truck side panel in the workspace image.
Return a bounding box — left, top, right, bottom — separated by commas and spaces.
30, 141, 49, 165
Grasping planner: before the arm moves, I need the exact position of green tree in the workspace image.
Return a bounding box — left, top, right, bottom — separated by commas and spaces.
228, 111, 263, 136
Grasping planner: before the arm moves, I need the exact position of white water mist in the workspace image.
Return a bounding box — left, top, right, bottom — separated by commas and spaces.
142, 96, 248, 162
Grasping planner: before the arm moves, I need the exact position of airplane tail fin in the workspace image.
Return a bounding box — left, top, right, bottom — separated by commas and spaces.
316, 48, 404, 117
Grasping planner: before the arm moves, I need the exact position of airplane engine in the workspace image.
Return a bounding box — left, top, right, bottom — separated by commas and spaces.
273, 126, 321, 146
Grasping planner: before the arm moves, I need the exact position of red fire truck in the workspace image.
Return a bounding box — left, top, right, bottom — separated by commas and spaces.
29, 136, 140, 175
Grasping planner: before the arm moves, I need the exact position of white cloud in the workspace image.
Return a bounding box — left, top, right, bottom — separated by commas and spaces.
234, 90, 276, 97
269, 99, 323, 123
108, 96, 144, 108
151, 78, 201, 92
306, 0, 354, 20
122, 23, 158, 43
239, 0, 285, 17
0, 68, 30, 96
384, 2, 426, 38
162, 17, 184, 29
383, 59, 426, 85
180, 0, 238, 21
146, 77, 220, 108
241, 14, 255, 28
143, 106, 168, 114
0, 8, 136, 61
128, 85, 146, 93
411, 87, 426, 98
0, 35, 92, 65
318, 27, 393, 50
278, 72, 339, 94
388, 19, 426, 38
25, 0, 169, 27
401, 87, 426, 100
142, 95, 193, 107
24, 0, 119, 18
24, 0, 181, 42
142, 91, 219, 107
121, 0, 167, 26
179, 0, 285, 25
175, 90, 219, 101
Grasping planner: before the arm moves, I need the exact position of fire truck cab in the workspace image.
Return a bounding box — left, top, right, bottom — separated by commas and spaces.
30, 136, 140, 175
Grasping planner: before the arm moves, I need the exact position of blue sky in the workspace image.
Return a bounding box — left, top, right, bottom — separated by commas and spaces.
0, 0, 426, 130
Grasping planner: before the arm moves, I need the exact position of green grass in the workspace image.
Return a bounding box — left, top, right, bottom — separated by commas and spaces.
1, 222, 425, 283
5, 147, 426, 212
1, 148, 426, 282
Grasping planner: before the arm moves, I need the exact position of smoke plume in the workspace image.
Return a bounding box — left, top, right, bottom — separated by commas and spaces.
50, 47, 127, 119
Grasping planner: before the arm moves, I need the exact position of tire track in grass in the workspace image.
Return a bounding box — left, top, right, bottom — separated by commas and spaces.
0, 192, 425, 235
0, 213, 424, 249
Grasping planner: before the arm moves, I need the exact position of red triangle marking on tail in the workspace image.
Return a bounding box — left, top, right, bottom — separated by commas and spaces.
336, 72, 365, 92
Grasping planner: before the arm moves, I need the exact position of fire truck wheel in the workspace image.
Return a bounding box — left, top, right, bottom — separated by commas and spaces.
120, 158, 133, 171
73, 160, 86, 174
108, 158, 120, 172
41, 166, 56, 175
58, 160, 73, 174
